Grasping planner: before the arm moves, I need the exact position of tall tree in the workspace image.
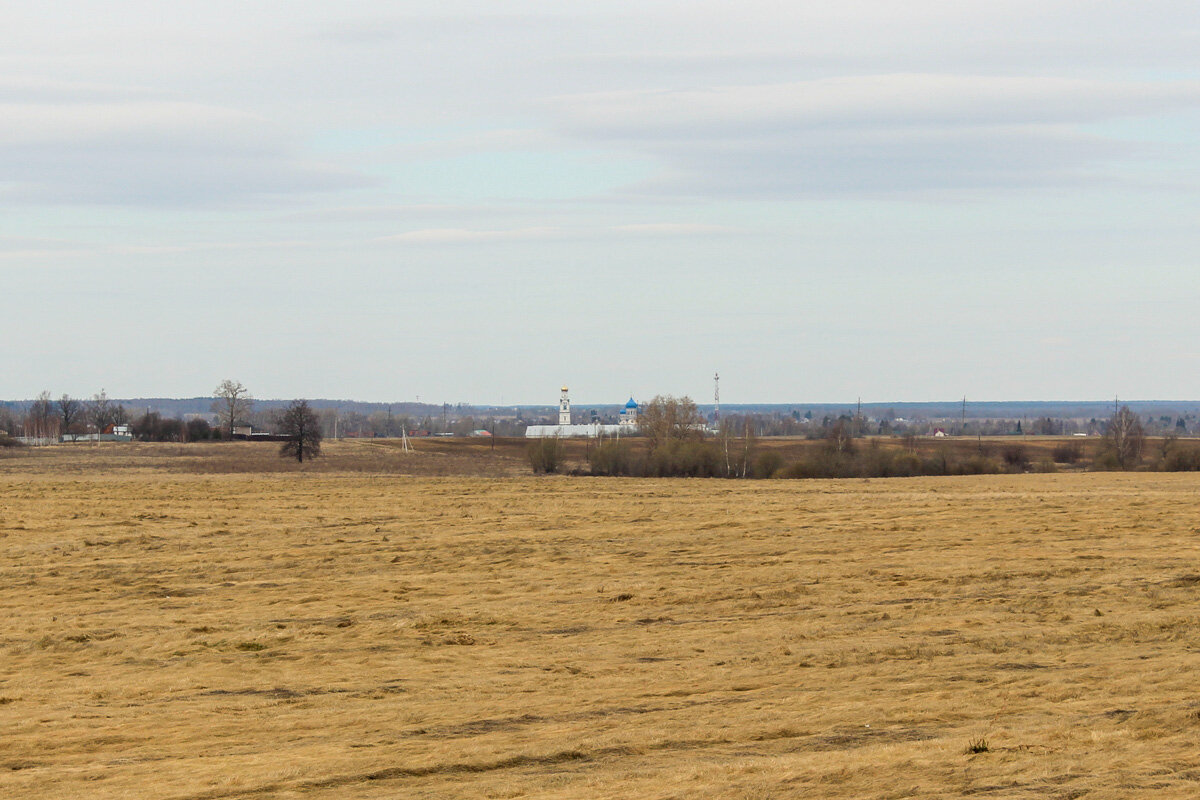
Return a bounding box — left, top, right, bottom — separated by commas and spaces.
212, 379, 252, 439
28, 391, 56, 439
1104, 405, 1145, 469
57, 394, 82, 434
279, 400, 323, 462
638, 395, 705, 452
87, 389, 123, 433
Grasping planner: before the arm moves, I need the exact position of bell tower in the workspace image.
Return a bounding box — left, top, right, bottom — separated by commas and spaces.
558, 386, 571, 425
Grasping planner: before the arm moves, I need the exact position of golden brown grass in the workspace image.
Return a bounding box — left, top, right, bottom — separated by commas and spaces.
2, 443, 1200, 798
0, 438, 534, 477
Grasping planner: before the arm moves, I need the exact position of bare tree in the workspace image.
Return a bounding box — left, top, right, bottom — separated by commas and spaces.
639, 395, 705, 451
826, 418, 855, 454
279, 400, 323, 462
0, 404, 17, 436
1104, 405, 1145, 469
87, 389, 124, 434
57, 394, 82, 435
27, 391, 57, 440
212, 379, 252, 439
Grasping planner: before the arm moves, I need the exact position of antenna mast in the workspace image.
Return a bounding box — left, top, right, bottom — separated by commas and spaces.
714, 371, 721, 423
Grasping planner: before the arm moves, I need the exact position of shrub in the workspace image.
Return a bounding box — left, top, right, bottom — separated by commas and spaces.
589, 440, 636, 476
646, 440, 722, 478
956, 455, 1001, 475
527, 438, 562, 474
1000, 444, 1029, 471
1162, 445, 1200, 471
186, 418, 214, 441
1051, 441, 1083, 464
922, 449, 951, 476
752, 450, 784, 479
132, 412, 188, 442
792, 448, 856, 479
889, 453, 924, 477
856, 440, 895, 477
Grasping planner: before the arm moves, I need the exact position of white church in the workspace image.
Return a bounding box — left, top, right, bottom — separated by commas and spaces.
524, 386, 639, 438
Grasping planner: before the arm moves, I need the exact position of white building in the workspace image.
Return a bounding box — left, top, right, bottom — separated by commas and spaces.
558, 386, 571, 425
525, 386, 640, 438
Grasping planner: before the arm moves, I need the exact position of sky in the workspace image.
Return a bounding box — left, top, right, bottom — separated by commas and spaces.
3, 1, 1200, 404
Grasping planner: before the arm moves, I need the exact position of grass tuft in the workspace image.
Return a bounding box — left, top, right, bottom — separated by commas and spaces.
965, 737, 990, 754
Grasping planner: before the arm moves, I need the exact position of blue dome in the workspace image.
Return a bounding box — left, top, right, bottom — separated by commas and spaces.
625, 397, 638, 409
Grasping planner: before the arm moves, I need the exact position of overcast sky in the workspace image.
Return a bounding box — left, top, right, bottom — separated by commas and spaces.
4, 2, 1199, 404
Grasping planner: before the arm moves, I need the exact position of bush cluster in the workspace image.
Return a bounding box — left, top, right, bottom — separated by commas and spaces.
586, 440, 733, 477
132, 413, 216, 442
1052, 441, 1084, 464
575, 438, 1031, 479
781, 442, 1003, 479
531, 432, 1200, 480
587, 440, 637, 476
1159, 444, 1200, 471
527, 438, 562, 474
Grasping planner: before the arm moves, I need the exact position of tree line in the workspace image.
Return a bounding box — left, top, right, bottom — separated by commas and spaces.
0, 381, 320, 462
2, 390, 133, 442
531, 397, 1183, 478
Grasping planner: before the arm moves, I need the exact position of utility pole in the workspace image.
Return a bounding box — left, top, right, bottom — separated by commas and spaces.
962, 395, 967, 436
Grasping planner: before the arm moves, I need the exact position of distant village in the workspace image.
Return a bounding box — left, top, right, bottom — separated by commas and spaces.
4, 382, 1200, 448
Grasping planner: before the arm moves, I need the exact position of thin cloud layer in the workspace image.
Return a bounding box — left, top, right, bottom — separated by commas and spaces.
0, 80, 368, 205
375, 223, 734, 244
550, 75, 1200, 197
375, 227, 564, 244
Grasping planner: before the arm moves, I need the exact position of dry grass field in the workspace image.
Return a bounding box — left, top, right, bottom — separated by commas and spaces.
3, 441, 1200, 798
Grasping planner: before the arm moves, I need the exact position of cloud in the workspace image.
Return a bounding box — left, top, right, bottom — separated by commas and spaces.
0, 79, 369, 206
556, 75, 1200, 132
268, 203, 539, 224
374, 227, 566, 244
374, 223, 736, 244
0, 76, 164, 103
549, 74, 1200, 197
610, 223, 732, 236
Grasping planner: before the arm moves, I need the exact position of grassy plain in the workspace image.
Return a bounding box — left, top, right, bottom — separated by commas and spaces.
3, 441, 1200, 798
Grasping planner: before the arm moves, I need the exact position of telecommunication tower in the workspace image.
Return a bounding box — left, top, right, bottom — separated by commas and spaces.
713, 372, 720, 426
